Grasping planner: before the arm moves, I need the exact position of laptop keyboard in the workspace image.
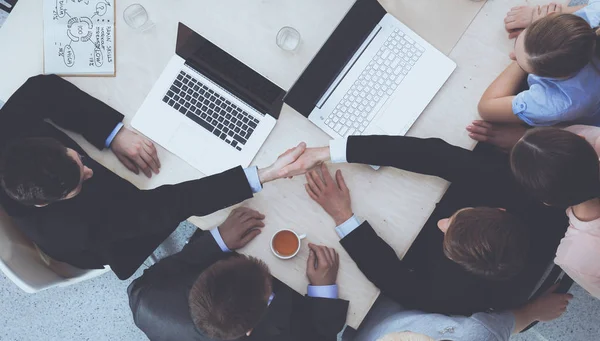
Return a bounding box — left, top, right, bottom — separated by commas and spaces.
324, 28, 424, 137
162, 71, 260, 151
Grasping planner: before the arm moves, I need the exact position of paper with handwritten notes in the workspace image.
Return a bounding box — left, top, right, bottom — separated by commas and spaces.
43, 0, 115, 76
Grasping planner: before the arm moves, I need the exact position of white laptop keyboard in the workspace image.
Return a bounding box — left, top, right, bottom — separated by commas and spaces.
163, 71, 260, 151
324, 28, 424, 137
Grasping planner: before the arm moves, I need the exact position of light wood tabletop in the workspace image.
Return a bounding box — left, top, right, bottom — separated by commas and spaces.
0, 0, 548, 328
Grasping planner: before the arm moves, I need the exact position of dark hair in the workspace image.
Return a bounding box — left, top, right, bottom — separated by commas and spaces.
511, 127, 600, 207
0, 138, 80, 206
189, 255, 272, 340
524, 13, 600, 78
443, 207, 530, 281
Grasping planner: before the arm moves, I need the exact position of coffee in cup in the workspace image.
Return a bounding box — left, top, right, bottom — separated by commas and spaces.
270, 229, 306, 259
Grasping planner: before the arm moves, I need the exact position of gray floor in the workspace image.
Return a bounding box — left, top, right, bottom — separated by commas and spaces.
511, 284, 600, 341
0, 221, 199, 341
1, 0, 600, 340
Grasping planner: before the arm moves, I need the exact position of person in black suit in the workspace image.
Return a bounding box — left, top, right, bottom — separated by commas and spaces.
278, 135, 568, 316
0, 75, 304, 279
127, 207, 349, 341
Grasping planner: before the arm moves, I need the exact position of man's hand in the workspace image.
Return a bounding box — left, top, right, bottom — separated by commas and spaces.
305, 163, 353, 225
512, 283, 573, 332
306, 243, 340, 286
519, 283, 573, 323
278, 146, 331, 178
110, 128, 161, 178
258, 142, 307, 184
504, 3, 562, 39
466, 120, 528, 152
219, 207, 265, 250
527, 284, 573, 321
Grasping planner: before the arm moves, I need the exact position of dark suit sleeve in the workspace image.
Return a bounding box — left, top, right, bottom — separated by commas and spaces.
140, 166, 254, 223
0, 74, 123, 149
346, 135, 494, 183
105, 166, 254, 241
290, 296, 349, 341
340, 221, 425, 309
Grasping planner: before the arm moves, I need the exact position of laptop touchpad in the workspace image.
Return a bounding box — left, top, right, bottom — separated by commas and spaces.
168, 124, 208, 164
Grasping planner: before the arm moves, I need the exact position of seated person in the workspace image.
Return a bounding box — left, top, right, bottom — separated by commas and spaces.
478, 1, 600, 126
469, 121, 600, 297
511, 127, 600, 298
0, 74, 302, 279
350, 284, 571, 341
278, 135, 568, 315
127, 207, 349, 341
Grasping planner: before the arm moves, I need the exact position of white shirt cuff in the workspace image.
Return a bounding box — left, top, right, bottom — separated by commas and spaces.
307, 284, 338, 299
243, 166, 263, 194
105, 122, 124, 148
335, 215, 361, 239
210, 227, 231, 252
329, 139, 348, 163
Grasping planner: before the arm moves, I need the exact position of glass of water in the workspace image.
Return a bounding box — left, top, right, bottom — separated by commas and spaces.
276, 27, 301, 52
123, 4, 155, 32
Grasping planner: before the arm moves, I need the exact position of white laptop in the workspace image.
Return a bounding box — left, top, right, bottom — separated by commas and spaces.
132, 23, 286, 175
285, 0, 456, 138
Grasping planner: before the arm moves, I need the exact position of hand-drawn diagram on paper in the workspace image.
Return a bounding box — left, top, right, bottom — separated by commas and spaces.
44, 0, 115, 76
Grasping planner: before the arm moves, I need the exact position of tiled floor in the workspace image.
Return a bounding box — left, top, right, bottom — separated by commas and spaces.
512, 283, 600, 341
1, 0, 599, 340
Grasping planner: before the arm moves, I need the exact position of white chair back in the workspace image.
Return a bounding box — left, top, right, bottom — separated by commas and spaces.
0, 203, 109, 293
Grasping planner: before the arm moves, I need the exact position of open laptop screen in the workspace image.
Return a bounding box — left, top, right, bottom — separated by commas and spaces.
176, 23, 285, 118
284, 0, 386, 117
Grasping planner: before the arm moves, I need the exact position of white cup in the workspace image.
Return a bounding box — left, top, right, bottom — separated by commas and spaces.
270, 229, 306, 259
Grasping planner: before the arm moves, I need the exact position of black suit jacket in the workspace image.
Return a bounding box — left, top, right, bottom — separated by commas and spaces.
0, 75, 254, 279
339, 135, 568, 315
127, 232, 349, 341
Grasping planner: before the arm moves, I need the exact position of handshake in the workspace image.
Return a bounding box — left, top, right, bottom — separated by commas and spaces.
220, 142, 353, 287
258, 141, 355, 227
231, 141, 355, 246
257, 142, 332, 183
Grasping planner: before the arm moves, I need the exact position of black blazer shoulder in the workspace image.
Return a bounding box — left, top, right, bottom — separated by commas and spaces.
129, 233, 349, 341
0, 74, 123, 150
0, 75, 256, 280
340, 220, 529, 315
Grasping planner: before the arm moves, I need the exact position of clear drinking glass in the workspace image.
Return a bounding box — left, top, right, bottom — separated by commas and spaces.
276, 26, 301, 52
123, 4, 155, 32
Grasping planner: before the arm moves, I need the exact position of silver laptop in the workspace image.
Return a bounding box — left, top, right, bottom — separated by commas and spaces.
285, 0, 456, 138
132, 23, 286, 175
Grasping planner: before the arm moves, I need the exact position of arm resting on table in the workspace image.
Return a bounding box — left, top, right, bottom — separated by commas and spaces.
477, 62, 525, 123
0, 74, 123, 149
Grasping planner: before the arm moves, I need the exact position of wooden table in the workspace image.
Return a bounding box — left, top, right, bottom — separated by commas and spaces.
0, 0, 542, 328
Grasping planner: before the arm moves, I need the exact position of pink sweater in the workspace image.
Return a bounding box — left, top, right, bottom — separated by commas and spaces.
555, 208, 600, 299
